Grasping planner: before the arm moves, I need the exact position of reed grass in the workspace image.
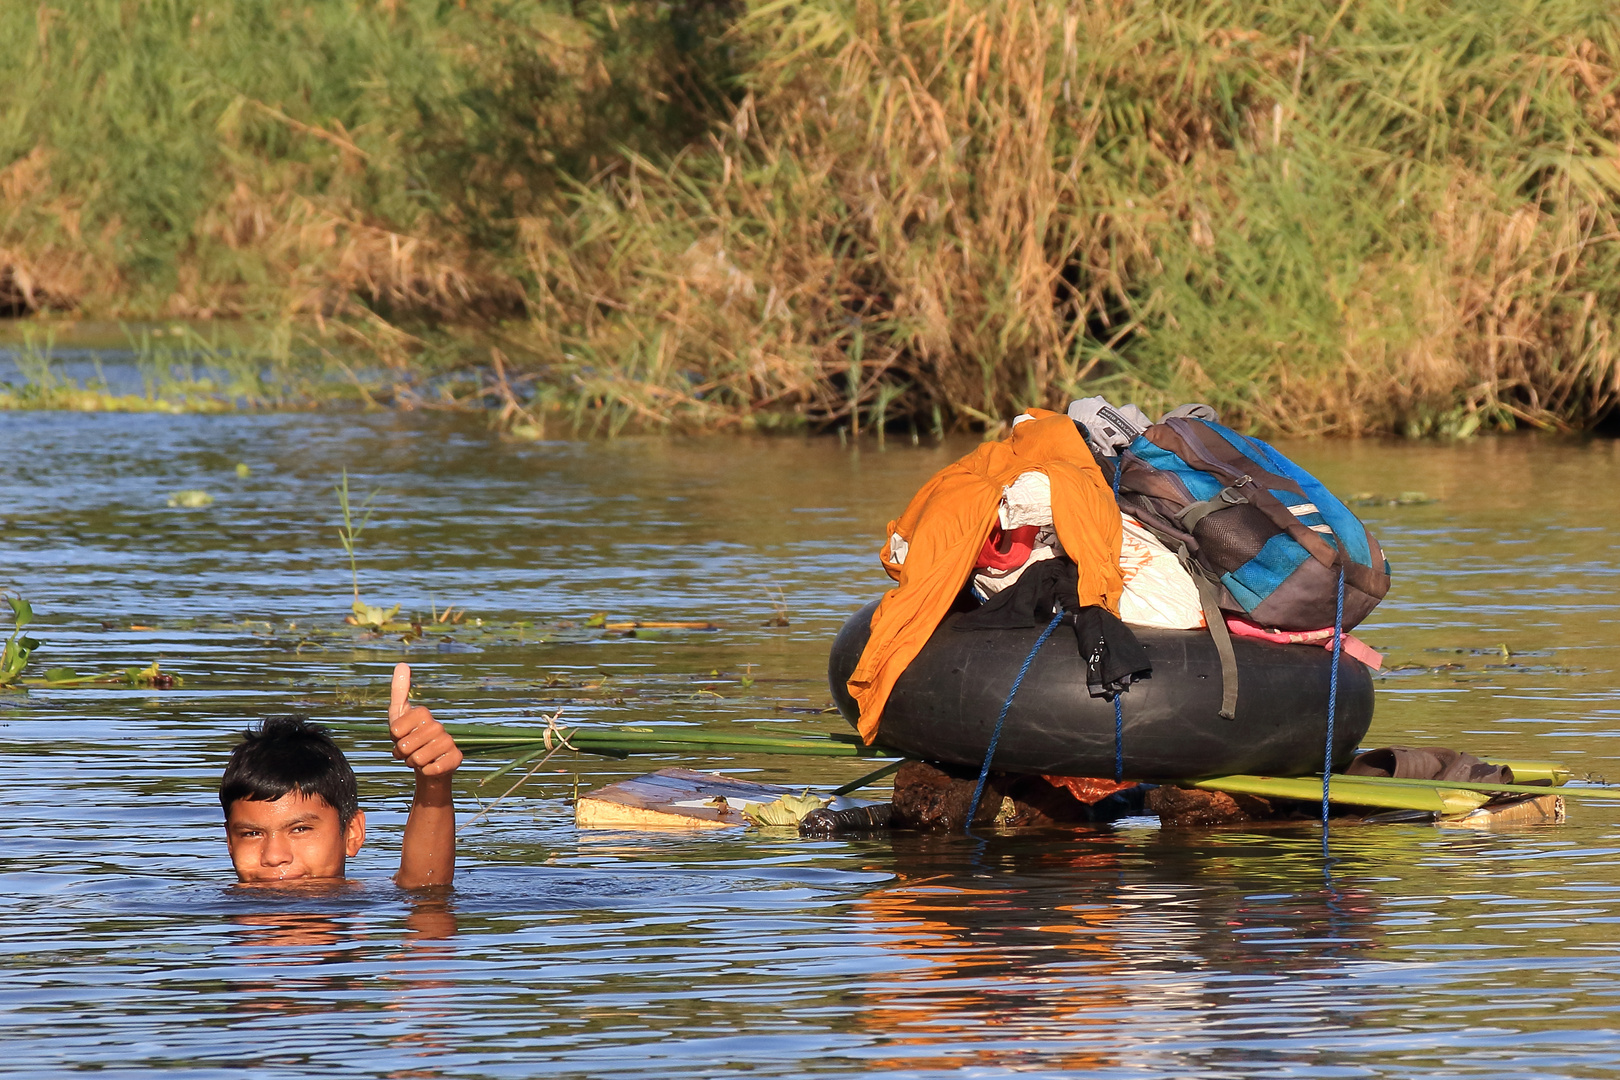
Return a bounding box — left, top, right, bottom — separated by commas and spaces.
0, 326, 366, 410
5, 0, 1619, 434
1, 0, 731, 326
332, 718, 897, 763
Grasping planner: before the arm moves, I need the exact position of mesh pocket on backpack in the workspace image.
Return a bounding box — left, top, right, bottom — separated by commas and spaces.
1192, 502, 1279, 573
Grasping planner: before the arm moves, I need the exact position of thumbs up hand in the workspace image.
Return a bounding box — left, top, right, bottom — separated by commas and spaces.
388, 663, 463, 777
388, 662, 459, 889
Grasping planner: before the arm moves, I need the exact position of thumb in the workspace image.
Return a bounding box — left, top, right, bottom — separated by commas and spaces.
389, 663, 412, 734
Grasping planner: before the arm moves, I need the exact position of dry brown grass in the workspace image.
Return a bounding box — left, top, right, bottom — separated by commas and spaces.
6, 0, 1620, 435
511, 0, 1620, 435
0, 0, 729, 333
1, 149, 99, 315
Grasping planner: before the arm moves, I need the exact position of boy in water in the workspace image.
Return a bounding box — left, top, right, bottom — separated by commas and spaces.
220, 663, 463, 887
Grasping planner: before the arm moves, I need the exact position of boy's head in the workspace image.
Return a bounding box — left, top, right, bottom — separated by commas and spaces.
220, 717, 366, 883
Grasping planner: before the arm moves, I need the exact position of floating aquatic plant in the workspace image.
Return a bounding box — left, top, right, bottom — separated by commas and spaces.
166, 490, 214, 508
334, 469, 399, 628
1, 596, 178, 690
742, 792, 831, 828
0, 594, 41, 687
25, 660, 180, 690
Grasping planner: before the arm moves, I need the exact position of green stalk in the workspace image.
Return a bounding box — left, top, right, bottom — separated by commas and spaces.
1306, 773, 1611, 800
1192, 771, 1612, 815
831, 759, 904, 796
1191, 775, 1487, 814
334, 469, 380, 604
1485, 761, 1573, 786
328, 721, 895, 759
562, 732, 863, 748
593, 741, 886, 758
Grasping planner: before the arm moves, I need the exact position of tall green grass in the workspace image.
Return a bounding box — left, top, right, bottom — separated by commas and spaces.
5, 0, 1620, 435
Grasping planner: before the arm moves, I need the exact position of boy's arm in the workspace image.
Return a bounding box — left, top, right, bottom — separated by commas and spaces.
388, 663, 463, 889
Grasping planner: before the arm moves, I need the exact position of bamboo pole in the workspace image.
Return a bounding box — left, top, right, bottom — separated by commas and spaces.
1191, 770, 1614, 815
329, 720, 898, 759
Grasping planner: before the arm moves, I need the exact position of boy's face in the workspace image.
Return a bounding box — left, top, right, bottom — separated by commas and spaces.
224, 790, 366, 883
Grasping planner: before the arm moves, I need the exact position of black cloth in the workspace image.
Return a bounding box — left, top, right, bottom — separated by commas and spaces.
1072, 606, 1150, 699
955, 559, 1077, 631
1346, 746, 1519, 785
954, 560, 1151, 699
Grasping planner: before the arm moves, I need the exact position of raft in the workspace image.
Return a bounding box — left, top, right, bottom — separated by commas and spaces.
827, 599, 1374, 780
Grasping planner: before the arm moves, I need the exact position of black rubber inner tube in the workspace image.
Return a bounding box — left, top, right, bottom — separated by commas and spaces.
827, 599, 1374, 780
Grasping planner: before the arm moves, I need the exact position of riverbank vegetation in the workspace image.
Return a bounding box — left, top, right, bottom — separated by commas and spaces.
4, 0, 1619, 435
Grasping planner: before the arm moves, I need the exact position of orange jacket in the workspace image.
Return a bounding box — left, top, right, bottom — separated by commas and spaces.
846, 410, 1123, 743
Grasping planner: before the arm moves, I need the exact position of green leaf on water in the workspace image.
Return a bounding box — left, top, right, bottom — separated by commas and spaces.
167, 489, 214, 508
235, 462, 251, 478
584, 612, 607, 629
7, 596, 32, 628
43, 668, 76, 682
743, 791, 831, 827
0, 630, 40, 686
351, 600, 401, 628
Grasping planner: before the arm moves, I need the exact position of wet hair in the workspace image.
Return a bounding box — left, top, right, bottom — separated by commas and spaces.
219, 716, 359, 825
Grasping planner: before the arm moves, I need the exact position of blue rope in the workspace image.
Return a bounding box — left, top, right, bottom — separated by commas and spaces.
1111, 452, 1126, 782
1113, 697, 1124, 782
966, 611, 1064, 833
1322, 565, 1347, 848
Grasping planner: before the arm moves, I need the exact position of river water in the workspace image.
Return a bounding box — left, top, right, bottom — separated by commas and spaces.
3, 407, 1620, 1078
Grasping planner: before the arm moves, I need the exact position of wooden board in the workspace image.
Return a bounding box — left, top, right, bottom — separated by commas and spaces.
1442, 793, 1566, 829
574, 768, 797, 830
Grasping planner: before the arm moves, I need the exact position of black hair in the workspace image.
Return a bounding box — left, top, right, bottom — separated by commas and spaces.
219, 716, 359, 825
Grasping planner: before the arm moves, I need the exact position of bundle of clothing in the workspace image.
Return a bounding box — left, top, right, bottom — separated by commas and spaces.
845, 401, 1382, 744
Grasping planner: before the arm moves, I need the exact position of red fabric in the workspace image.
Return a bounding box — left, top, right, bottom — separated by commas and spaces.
1041, 775, 1139, 804
975, 524, 1041, 571
851, 411, 1123, 742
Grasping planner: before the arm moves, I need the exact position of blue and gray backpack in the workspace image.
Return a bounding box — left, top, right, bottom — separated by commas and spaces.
1077, 403, 1391, 718
1115, 416, 1390, 630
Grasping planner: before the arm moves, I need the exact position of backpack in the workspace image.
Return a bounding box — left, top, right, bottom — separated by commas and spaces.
1113, 416, 1391, 630
1090, 412, 1392, 718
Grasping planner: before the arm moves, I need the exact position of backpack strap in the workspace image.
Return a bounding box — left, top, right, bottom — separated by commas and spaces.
1177, 476, 1255, 533
1152, 419, 1389, 597
1175, 541, 1239, 720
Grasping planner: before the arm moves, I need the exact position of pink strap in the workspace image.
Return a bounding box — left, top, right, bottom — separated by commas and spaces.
1338, 634, 1383, 670
1224, 615, 1382, 670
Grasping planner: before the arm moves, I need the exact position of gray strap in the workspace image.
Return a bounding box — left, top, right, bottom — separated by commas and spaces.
1177, 542, 1238, 720
1197, 574, 1239, 720
1178, 477, 1253, 533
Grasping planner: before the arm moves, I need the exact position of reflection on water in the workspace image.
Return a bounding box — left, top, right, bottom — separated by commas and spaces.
3, 406, 1620, 1076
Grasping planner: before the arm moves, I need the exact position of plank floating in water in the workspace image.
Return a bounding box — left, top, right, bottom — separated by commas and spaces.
1442, 793, 1566, 829
575, 768, 795, 830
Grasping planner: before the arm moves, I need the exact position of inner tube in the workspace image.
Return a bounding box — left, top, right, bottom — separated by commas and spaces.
828, 600, 1373, 780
